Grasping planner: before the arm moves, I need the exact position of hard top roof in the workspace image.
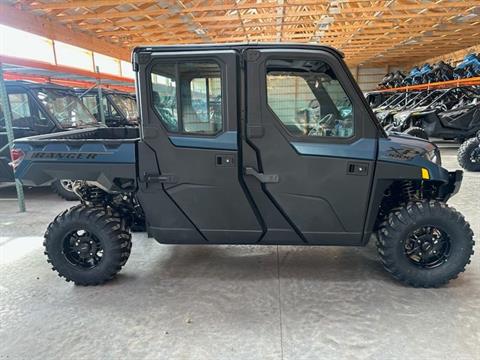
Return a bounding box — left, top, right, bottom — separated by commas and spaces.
133, 42, 344, 58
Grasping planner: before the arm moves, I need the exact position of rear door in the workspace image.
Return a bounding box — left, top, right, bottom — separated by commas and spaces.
135, 50, 262, 243
243, 48, 378, 245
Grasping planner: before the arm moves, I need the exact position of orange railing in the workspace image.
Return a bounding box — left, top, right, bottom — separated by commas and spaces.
0, 54, 135, 92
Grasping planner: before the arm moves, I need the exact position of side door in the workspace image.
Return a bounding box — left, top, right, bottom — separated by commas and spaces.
135, 50, 262, 244
243, 49, 378, 245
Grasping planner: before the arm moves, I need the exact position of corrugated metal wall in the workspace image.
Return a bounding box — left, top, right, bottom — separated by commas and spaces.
350, 66, 406, 93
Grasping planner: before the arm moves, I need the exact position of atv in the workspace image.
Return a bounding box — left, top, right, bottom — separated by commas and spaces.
458, 131, 480, 171
454, 53, 480, 79
12, 44, 474, 288
424, 61, 455, 83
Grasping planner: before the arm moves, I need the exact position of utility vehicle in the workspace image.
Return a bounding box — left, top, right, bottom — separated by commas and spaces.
75, 88, 139, 127
12, 44, 474, 288
1, 81, 99, 200
387, 88, 480, 141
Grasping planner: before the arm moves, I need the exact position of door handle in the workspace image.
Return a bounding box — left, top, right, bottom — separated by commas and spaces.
245, 167, 279, 183
347, 162, 369, 176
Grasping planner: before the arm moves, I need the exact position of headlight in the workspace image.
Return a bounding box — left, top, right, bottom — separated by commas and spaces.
425, 148, 441, 165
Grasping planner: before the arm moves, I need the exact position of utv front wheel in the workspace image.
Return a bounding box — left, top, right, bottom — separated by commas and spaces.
457, 136, 480, 171
404, 127, 428, 140
377, 201, 474, 287
52, 179, 78, 201
44, 205, 132, 285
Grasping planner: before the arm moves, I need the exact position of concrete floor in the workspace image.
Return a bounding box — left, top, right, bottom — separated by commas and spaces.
1, 145, 479, 360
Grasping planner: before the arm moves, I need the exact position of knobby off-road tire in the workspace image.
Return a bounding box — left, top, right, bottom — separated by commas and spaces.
457, 136, 480, 172
51, 179, 79, 201
44, 205, 132, 285
377, 200, 474, 288
404, 127, 429, 140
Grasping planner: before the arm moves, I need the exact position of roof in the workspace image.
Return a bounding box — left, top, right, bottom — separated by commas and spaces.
133, 42, 344, 58
3, 1, 479, 68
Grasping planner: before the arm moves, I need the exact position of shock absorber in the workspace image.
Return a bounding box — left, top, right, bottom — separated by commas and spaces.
400, 181, 421, 202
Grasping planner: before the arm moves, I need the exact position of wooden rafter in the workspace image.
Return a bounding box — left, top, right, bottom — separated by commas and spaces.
2, 0, 479, 67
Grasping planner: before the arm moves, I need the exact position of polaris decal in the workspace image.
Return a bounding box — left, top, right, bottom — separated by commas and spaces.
384, 146, 422, 161
27, 151, 113, 160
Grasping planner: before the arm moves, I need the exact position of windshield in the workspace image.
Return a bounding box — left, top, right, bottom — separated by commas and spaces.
109, 94, 138, 121
34, 88, 97, 128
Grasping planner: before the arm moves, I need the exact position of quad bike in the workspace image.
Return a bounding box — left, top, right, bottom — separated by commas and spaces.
378, 72, 394, 89
424, 61, 455, 83
413, 64, 433, 85
402, 66, 421, 85
379, 70, 406, 88
458, 131, 480, 171
454, 53, 480, 79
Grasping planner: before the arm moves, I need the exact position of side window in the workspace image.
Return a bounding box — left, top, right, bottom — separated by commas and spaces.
101, 96, 118, 117
29, 100, 53, 130
82, 95, 99, 117
151, 64, 178, 132
8, 93, 32, 127
151, 61, 223, 135
266, 59, 353, 138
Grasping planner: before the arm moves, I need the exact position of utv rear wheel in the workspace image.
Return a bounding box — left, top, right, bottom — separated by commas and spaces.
377, 200, 474, 287
457, 137, 480, 171
44, 205, 132, 285
52, 179, 78, 201
404, 127, 428, 140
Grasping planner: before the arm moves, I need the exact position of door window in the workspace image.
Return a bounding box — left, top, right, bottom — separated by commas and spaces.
151, 65, 178, 132
8, 93, 31, 127
266, 59, 353, 138
0, 92, 53, 131
81, 95, 99, 117
151, 61, 223, 134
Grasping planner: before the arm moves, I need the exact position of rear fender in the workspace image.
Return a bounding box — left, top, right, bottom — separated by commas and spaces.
13, 141, 137, 192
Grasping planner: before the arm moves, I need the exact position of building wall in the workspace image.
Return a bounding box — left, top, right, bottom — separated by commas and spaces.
350, 66, 406, 93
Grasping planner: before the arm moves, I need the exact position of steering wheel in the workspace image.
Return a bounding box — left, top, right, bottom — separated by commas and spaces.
308, 113, 334, 136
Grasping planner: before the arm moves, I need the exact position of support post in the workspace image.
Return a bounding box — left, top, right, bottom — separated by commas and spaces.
0, 62, 26, 212
96, 66, 106, 125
